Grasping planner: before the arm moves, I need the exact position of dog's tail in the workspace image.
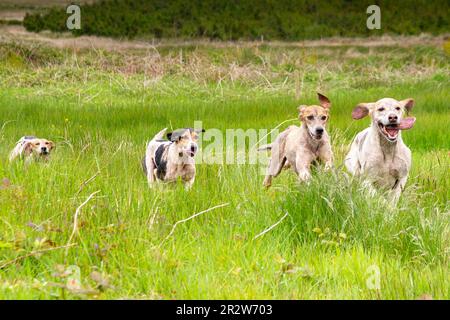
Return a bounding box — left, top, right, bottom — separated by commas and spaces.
257, 144, 272, 151
9, 136, 30, 162
9, 148, 20, 162
152, 128, 167, 141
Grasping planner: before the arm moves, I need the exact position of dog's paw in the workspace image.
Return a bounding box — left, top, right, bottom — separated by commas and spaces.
263, 177, 272, 188
298, 171, 311, 182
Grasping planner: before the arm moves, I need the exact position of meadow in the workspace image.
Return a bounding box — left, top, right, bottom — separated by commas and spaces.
0, 33, 449, 299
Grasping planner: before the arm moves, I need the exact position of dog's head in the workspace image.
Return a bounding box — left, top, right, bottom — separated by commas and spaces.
352, 98, 416, 142
298, 93, 331, 140
24, 138, 55, 157
167, 128, 205, 157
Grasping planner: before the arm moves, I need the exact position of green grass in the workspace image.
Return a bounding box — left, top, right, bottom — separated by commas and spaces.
0, 39, 448, 299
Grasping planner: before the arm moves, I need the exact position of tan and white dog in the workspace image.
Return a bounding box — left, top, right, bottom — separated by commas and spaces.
143, 127, 204, 189
345, 98, 416, 203
260, 93, 333, 188
9, 136, 55, 163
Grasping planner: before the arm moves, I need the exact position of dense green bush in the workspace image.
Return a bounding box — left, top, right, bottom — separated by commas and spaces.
23, 0, 449, 40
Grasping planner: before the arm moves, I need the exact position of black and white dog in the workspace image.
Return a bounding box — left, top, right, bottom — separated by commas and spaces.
143, 128, 204, 189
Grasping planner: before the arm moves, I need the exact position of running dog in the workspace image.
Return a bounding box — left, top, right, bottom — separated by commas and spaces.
344, 98, 416, 203
143, 128, 204, 189
9, 136, 55, 163
260, 93, 333, 188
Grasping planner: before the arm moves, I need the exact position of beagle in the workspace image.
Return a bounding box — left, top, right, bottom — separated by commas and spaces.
9, 136, 55, 163
345, 98, 416, 203
143, 128, 204, 189
260, 93, 333, 187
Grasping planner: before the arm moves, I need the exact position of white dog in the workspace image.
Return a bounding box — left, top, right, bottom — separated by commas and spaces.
9, 136, 55, 164
345, 98, 416, 203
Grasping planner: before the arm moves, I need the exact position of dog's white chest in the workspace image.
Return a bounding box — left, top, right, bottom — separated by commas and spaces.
166, 163, 195, 181
363, 151, 409, 188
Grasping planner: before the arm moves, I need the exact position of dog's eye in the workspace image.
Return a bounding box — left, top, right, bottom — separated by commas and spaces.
395, 107, 401, 110
378, 107, 385, 112
321, 116, 327, 121
45, 142, 49, 145
307, 115, 314, 120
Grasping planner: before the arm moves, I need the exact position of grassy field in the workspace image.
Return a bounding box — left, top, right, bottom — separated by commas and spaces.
0, 31, 449, 299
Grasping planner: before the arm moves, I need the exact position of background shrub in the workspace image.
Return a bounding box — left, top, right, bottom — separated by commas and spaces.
23, 0, 450, 40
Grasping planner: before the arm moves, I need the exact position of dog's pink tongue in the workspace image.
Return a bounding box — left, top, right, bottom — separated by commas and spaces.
398, 117, 416, 130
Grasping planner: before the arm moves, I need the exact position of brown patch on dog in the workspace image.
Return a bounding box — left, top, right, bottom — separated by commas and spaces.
189, 128, 204, 141
351, 103, 372, 119
23, 141, 34, 156
191, 131, 199, 140
175, 130, 192, 147
299, 106, 329, 123
298, 93, 331, 123
399, 98, 414, 113
317, 93, 331, 109
47, 140, 55, 150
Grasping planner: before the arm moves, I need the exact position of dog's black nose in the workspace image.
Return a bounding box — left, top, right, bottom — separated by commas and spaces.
190, 145, 197, 152
388, 114, 398, 123
316, 128, 324, 135
41, 147, 47, 152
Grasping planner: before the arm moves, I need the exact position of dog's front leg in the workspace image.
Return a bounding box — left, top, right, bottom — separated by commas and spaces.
182, 165, 196, 190
344, 140, 362, 176
361, 179, 378, 197
184, 177, 195, 190
295, 156, 313, 182
319, 145, 333, 171
297, 167, 311, 181
390, 176, 408, 205
24, 155, 34, 167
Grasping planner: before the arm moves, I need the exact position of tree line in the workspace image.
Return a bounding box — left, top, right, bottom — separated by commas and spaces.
23, 0, 449, 40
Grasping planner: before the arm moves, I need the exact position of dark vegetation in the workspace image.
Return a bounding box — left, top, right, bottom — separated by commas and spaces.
23, 0, 450, 40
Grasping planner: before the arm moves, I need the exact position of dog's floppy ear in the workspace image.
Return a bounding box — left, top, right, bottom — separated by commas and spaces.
168, 131, 183, 142
48, 141, 55, 150
317, 93, 331, 109
23, 141, 33, 156
189, 129, 205, 141
399, 98, 414, 114
352, 103, 371, 120
297, 105, 307, 120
